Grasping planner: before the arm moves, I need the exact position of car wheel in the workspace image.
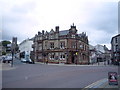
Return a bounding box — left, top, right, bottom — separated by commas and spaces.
3, 61, 6, 63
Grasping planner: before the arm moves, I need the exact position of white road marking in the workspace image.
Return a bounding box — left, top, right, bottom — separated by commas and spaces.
84, 78, 107, 88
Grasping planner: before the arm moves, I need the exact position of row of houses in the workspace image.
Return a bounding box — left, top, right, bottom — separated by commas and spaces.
89, 44, 111, 64
18, 38, 112, 65
18, 24, 113, 65
18, 38, 33, 61
111, 34, 120, 65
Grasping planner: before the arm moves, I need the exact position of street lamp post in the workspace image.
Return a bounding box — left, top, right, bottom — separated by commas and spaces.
97, 55, 99, 65
104, 56, 106, 66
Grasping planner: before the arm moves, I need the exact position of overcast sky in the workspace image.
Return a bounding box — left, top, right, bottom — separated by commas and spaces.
0, 0, 119, 49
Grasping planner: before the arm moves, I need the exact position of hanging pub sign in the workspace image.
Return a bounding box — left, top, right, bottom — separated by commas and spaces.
108, 72, 118, 85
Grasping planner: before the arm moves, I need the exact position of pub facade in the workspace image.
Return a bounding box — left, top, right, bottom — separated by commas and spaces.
32, 24, 89, 64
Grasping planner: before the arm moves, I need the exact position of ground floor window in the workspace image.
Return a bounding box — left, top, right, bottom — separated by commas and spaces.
60, 53, 65, 60
49, 53, 55, 60
20, 51, 25, 58
38, 54, 42, 59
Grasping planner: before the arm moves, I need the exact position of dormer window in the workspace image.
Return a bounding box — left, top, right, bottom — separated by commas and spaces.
45, 35, 47, 39
70, 23, 77, 34
50, 35, 54, 39
72, 35, 75, 38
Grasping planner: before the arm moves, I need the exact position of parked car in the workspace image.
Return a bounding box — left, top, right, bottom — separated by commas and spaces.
21, 58, 34, 64
0, 56, 3, 62
2, 55, 12, 63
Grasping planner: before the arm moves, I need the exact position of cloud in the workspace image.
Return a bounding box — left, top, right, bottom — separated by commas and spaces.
1, 0, 118, 49
1, 0, 38, 41
118, 1, 120, 34
11, 2, 36, 14
88, 29, 117, 43
75, 2, 118, 49
88, 2, 118, 32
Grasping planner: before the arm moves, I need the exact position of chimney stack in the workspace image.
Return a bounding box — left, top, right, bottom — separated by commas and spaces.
38, 31, 41, 35
42, 30, 44, 35
55, 26, 59, 33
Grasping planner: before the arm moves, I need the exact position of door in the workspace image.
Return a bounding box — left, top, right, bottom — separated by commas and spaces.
71, 52, 75, 63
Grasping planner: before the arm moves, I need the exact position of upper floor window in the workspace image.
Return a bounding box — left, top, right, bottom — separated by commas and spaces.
55, 34, 58, 39
45, 35, 48, 39
50, 42, 54, 49
80, 44, 83, 49
38, 44, 42, 50
45, 42, 47, 49
72, 42, 76, 48
72, 35, 75, 38
84, 45, 86, 50
60, 42, 65, 49
116, 45, 118, 51
115, 37, 118, 43
35, 37, 37, 41
50, 35, 54, 39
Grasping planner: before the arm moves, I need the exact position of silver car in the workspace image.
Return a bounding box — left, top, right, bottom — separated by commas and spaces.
2, 55, 12, 63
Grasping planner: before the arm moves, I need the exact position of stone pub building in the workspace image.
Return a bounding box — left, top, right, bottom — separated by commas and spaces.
32, 24, 89, 64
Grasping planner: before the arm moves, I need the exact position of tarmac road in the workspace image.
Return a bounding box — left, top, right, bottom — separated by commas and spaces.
2, 59, 119, 88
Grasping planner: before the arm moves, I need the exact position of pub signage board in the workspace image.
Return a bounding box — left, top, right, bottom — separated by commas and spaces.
108, 72, 118, 85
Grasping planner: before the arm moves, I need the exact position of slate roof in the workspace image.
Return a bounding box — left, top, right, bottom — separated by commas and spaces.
78, 33, 86, 38
78, 34, 82, 37
59, 30, 69, 36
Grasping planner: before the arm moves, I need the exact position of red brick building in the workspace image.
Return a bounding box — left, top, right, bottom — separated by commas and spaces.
32, 24, 89, 64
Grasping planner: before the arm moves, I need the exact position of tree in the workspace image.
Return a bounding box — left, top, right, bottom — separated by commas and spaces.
1, 40, 11, 53
2, 40, 11, 48
2, 51, 6, 55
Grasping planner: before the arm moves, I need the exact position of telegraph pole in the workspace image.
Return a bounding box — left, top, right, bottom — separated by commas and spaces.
11, 49, 14, 67
11, 37, 17, 67
11, 42, 14, 67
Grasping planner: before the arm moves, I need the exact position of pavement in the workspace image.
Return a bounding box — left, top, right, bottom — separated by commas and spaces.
35, 61, 117, 67
83, 77, 119, 89
1, 60, 119, 89
0, 63, 16, 71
